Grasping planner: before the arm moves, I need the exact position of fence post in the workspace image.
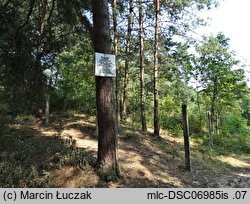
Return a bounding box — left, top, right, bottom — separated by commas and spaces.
182, 104, 191, 171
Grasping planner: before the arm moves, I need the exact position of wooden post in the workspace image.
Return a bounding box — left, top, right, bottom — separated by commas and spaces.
207, 111, 213, 148
182, 104, 191, 171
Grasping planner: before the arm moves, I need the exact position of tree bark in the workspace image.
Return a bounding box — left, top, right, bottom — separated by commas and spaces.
92, 0, 119, 179
215, 113, 220, 138
207, 111, 213, 148
112, 0, 120, 129
34, 0, 48, 112
45, 92, 50, 126
182, 104, 191, 171
121, 0, 133, 120
34, 53, 44, 112
210, 75, 218, 134
153, 0, 160, 137
196, 88, 203, 131
139, 0, 147, 132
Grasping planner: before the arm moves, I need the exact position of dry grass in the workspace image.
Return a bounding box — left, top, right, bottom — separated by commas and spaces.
1, 113, 249, 187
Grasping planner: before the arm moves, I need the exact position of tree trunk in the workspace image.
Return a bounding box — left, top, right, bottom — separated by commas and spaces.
207, 111, 213, 148
34, 1, 48, 112
45, 92, 50, 126
196, 89, 203, 132
210, 92, 216, 133
121, 0, 133, 120
112, 0, 120, 129
153, 0, 160, 137
208, 75, 217, 147
34, 53, 44, 112
215, 113, 220, 138
210, 75, 218, 134
45, 76, 52, 126
182, 104, 191, 171
92, 0, 119, 179
139, 0, 147, 132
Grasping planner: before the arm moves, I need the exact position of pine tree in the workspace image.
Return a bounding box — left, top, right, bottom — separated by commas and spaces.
92, 0, 120, 179
153, 0, 160, 137
121, 0, 133, 120
139, 0, 147, 132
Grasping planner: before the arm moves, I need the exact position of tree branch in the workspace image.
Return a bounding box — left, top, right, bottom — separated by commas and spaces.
47, 0, 55, 25
74, 1, 93, 38
15, 0, 36, 36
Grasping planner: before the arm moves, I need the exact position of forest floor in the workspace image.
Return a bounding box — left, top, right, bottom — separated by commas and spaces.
0, 113, 249, 188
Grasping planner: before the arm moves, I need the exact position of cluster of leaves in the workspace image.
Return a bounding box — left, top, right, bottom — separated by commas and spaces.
55, 38, 95, 114
0, 0, 93, 113
220, 112, 250, 153
0, 0, 249, 157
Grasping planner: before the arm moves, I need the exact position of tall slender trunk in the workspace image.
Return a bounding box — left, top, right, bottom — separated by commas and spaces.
45, 76, 52, 126
45, 92, 50, 126
210, 75, 218, 134
92, 0, 119, 179
215, 113, 220, 137
121, 0, 133, 120
34, 0, 48, 112
153, 0, 160, 137
34, 52, 43, 111
196, 88, 202, 131
207, 111, 213, 148
139, 0, 147, 132
112, 0, 120, 129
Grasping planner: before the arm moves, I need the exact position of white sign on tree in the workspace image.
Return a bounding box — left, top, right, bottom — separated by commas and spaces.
95, 52, 116, 77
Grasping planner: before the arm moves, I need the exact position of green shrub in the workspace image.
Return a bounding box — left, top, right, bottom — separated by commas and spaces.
220, 112, 250, 153
160, 114, 182, 136
23, 114, 35, 121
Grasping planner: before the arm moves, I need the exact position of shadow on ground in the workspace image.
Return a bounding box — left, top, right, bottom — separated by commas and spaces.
0, 124, 97, 187
1, 115, 249, 188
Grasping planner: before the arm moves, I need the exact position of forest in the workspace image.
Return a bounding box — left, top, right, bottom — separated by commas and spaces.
0, 0, 249, 188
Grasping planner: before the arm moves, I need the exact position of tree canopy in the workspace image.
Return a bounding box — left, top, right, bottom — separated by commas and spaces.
0, 0, 249, 187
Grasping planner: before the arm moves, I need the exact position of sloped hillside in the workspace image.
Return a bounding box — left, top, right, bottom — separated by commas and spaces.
0, 113, 249, 187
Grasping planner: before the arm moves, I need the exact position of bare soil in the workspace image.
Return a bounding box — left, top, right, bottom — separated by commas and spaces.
1, 113, 249, 188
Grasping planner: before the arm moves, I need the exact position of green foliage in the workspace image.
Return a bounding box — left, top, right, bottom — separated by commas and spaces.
23, 114, 35, 121
189, 110, 206, 136
194, 34, 245, 99
58, 146, 92, 169
220, 112, 250, 153
190, 33, 249, 149
241, 92, 250, 125
161, 114, 182, 136
56, 39, 95, 114
0, 0, 249, 167
222, 112, 249, 137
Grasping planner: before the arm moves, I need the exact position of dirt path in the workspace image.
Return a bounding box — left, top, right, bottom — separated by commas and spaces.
192, 156, 250, 187
5, 115, 249, 188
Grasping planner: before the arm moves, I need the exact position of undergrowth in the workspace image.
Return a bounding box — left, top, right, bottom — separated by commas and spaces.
0, 127, 94, 187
